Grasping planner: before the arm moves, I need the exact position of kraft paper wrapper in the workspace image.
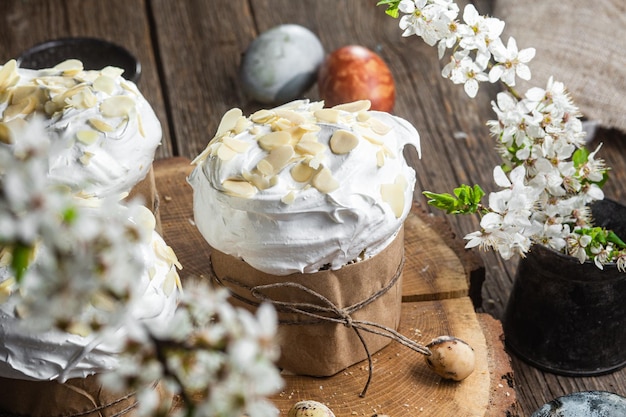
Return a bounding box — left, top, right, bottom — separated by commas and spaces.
126, 165, 162, 234
211, 227, 405, 377
0, 375, 145, 417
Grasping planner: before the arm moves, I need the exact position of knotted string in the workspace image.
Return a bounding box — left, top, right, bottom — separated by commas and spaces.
209, 256, 431, 397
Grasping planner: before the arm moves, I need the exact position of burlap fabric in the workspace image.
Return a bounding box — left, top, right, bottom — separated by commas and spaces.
494, 0, 626, 133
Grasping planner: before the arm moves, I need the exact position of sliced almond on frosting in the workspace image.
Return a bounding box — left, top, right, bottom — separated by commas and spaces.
93, 75, 116, 95
329, 130, 359, 154
250, 109, 275, 124
215, 108, 243, 138
76, 130, 99, 145
257, 131, 291, 150
0, 123, 11, 144
256, 158, 274, 176
333, 100, 371, 113
295, 140, 326, 156
314, 108, 340, 124
281, 191, 297, 205
101, 66, 125, 79
222, 136, 251, 153
0, 59, 19, 93
274, 109, 306, 125
312, 167, 339, 194
381, 175, 407, 218
376, 149, 386, 167
100, 95, 135, 117
89, 118, 115, 132
264, 144, 295, 173
53, 59, 84, 76
243, 170, 271, 190
79, 151, 95, 165
216, 142, 238, 161
290, 161, 316, 182
222, 179, 257, 198
368, 117, 392, 135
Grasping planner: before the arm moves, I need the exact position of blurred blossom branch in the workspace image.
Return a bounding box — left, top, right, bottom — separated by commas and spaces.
0, 121, 282, 417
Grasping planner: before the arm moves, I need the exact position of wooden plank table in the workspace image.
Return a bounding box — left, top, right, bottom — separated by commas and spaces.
2, 0, 626, 415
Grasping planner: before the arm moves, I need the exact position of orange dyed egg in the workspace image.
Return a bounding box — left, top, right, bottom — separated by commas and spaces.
318, 45, 395, 112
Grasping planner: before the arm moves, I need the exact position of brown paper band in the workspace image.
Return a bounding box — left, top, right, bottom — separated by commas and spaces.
209, 255, 431, 397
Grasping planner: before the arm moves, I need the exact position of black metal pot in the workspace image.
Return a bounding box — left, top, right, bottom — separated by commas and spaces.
503, 199, 626, 376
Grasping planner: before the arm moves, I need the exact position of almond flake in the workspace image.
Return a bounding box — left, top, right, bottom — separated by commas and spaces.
314, 108, 340, 124
256, 159, 274, 176
138, 113, 145, 137
354, 125, 384, 145
264, 144, 295, 173
101, 66, 125, 78
299, 123, 322, 132
357, 111, 371, 122
79, 151, 95, 165
333, 100, 371, 113
376, 149, 386, 167
89, 118, 115, 132
76, 130, 99, 145
381, 176, 406, 218
281, 191, 297, 205
330, 130, 359, 154
234, 116, 251, 134
368, 117, 393, 135
257, 131, 291, 150
53, 59, 84, 76
274, 109, 306, 125
250, 109, 275, 124
217, 142, 238, 161
93, 75, 116, 95
10, 86, 39, 104
100, 95, 135, 117
222, 136, 251, 153
290, 161, 316, 182
0, 123, 12, 144
243, 170, 271, 190
0, 59, 19, 92
215, 108, 243, 138
312, 167, 339, 194
222, 179, 257, 198
271, 117, 293, 131
296, 140, 326, 156
300, 132, 319, 142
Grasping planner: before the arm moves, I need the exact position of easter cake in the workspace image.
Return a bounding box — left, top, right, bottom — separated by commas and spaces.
0, 59, 162, 213
189, 99, 421, 376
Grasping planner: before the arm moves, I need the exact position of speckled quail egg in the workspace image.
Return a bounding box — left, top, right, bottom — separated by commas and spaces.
425, 335, 475, 381
287, 400, 336, 417
239, 24, 324, 104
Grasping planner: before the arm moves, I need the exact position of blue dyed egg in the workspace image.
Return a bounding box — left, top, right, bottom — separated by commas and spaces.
239, 24, 324, 104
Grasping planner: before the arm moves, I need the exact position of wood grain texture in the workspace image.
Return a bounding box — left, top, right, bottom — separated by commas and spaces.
153, 157, 515, 417
3, 0, 626, 414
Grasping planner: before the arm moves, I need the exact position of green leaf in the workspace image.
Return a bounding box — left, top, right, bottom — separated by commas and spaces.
572, 147, 589, 167
607, 230, 626, 249
376, 0, 401, 18
11, 243, 33, 283
424, 184, 485, 215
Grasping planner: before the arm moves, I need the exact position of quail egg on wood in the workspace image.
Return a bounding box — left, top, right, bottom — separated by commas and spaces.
425, 335, 475, 381
287, 400, 336, 417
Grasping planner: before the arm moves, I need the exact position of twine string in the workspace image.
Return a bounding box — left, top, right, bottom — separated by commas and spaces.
210, 256, 431, 397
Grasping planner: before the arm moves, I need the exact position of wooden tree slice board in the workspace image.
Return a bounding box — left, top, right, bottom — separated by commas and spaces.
153, 158, 518, 417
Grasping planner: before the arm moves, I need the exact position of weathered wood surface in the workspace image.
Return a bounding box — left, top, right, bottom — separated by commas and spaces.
153, 157, 516, 417
2, 0, 626, 415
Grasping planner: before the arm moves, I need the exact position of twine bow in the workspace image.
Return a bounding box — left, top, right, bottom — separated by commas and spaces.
210, 256, 432, 397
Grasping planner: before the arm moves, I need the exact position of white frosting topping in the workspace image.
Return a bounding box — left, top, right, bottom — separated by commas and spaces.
0, 226, 181, 382
189, 99, 421, 275
0, 59, 162, 198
